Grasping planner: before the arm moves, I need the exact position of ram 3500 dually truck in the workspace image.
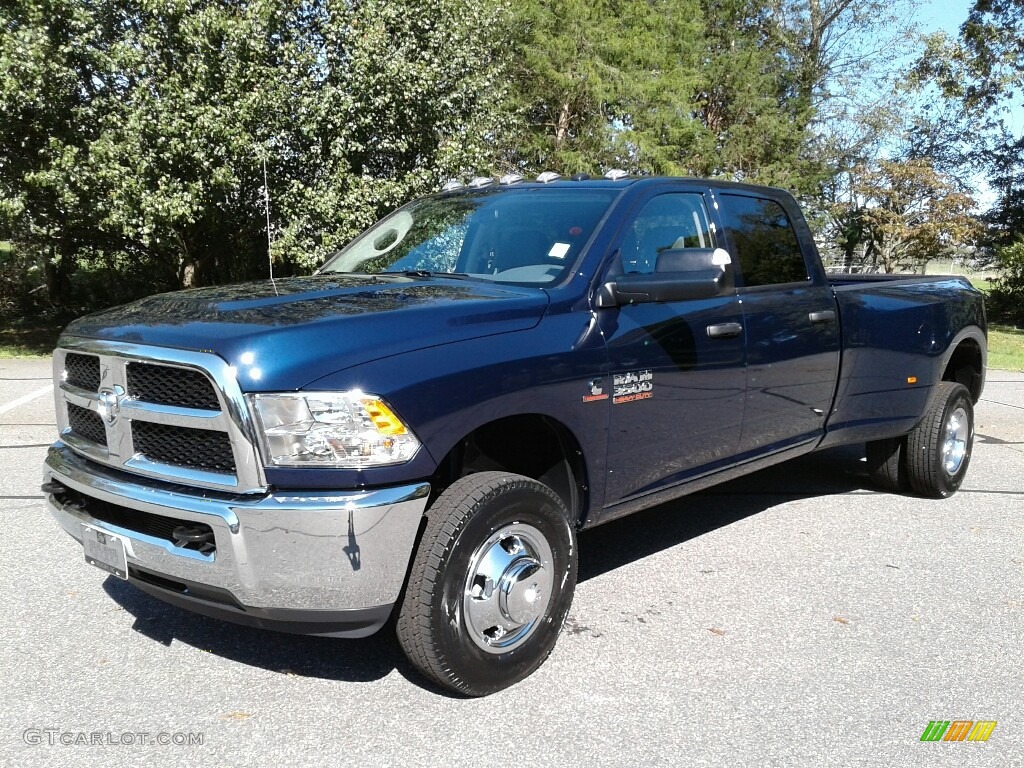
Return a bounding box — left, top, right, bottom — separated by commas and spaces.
43, 174, 986, 695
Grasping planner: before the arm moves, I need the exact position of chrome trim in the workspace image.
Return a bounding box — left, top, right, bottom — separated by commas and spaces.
61, 431, 110, 463
54, 336, 266, 492
123, 455, 237, 487
45, 445, 431, 612
121, 400, 224, 423
942, 405, 970, 476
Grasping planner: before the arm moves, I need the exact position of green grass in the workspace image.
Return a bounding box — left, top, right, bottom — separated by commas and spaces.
0, 320, 64, 358
966, 278, 1024, 369
989, 325, 1024, 372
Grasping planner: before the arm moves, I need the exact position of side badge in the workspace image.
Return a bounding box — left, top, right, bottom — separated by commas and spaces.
582, 378, 609, 403
613, 369, 654, 404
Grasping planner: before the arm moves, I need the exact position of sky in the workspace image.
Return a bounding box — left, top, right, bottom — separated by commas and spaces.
919, 0, 972, 33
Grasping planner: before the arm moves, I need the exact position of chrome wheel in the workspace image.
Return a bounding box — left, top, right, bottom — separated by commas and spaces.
905, 381, 974, 498
942, 406, 969, 476
396, 471, 577, 695
463, 523, 554, 654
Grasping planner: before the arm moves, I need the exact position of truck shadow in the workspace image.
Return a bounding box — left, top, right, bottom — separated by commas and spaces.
578, 443, 872, 582
102, 576, 407, 685
102, 444, 876, 692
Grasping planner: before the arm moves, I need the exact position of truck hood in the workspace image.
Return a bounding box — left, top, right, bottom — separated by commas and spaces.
63, 275, 550, 391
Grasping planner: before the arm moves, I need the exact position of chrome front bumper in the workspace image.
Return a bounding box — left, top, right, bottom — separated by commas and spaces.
44, 444, 430, 637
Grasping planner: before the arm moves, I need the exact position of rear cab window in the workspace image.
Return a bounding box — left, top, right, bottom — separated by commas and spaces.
717, 194, 810, 288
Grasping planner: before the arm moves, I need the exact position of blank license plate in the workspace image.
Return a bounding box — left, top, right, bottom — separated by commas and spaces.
82, 525, 128, 579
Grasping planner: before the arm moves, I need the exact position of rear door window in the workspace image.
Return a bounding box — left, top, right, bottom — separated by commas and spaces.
719, 194, 808, 287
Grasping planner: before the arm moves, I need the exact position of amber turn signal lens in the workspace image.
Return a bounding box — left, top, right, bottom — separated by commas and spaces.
360, 398, 408, 436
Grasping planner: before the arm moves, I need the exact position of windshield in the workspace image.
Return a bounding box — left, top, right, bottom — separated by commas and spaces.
319, 188, 619, 285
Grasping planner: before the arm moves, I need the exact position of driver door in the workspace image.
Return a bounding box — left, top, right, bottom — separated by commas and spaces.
599, 190, 746, 506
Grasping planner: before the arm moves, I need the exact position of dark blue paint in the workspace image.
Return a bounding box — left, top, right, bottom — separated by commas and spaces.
65, 276, 549, 392
60, 178, 986, 525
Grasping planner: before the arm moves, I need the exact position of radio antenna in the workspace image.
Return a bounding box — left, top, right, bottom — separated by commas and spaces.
262, 156, 276, 290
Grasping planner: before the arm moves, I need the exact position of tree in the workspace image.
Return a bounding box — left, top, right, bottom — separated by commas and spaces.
687, 0, 817, 188
503, 0, 705, 175
505, 0, 821, 187
915, 1, 1024, 251
813, 84, 985, 273
987, 238, 1024, 326
0, 0, 511, 309
850, 158, 980, 273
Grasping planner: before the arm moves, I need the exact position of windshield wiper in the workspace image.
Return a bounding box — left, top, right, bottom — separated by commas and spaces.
380, 270, 470, 279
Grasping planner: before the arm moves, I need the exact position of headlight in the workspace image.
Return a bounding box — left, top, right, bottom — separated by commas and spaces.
248, 392, 421, 468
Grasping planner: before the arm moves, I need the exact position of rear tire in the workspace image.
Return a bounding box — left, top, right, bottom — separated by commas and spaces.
905, 382, 974, 498
865, 437, 907, 492
396, 471, 577, 696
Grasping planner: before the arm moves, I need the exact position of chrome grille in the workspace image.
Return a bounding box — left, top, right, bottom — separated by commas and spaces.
132, 422, 236, 474
65, 353, 101, 391
67, 402, 107, 446
53, 340, 266, 492
127, 362, 220, 410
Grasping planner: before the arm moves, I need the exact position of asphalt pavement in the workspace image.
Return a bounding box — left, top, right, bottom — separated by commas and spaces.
1, 356, 1021, 768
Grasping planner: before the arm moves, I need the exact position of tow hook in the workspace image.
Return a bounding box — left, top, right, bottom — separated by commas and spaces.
172, 525, 216, 554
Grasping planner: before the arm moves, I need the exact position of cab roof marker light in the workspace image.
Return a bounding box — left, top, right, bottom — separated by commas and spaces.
467, 176, 495, 188
536, 171, 561, 183
499, 173, 524, 185
604, 169, 629, 181
440, 180, 464, 192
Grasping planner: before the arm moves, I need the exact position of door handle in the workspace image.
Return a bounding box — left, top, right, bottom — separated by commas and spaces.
809, 310, 836, 324
707, 322, 743, 339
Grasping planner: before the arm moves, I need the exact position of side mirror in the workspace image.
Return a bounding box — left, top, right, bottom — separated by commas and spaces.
596, 247, 734, 307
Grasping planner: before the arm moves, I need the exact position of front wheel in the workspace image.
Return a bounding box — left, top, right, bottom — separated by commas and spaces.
396, 471, 578, 696
905, 381, 975, 498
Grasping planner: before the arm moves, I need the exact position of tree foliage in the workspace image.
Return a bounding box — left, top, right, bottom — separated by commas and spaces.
916, 0, 1024, 258
987, 239, 1024, 327
0, 0, 509, 309
849, 158, 979, 273
505, 0, 839, 189
815, 83, 983, 274
0, 0, 998, 319
502, 0, 705, 175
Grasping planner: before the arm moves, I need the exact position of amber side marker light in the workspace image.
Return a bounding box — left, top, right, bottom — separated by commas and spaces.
907, 376, 918, 384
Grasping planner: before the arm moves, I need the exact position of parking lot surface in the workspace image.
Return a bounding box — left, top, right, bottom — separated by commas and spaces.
2, 356, 1021, 767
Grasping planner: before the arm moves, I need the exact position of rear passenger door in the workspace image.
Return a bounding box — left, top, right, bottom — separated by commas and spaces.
715, 190, 841, 456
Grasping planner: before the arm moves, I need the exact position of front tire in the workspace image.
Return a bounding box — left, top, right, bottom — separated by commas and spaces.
905, 381, 975, 498
396, 471, 578, 696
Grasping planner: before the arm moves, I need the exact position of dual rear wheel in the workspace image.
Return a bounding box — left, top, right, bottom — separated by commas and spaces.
866, 381, 975, 498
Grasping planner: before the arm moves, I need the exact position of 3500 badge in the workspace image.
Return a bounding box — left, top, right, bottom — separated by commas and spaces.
613, 369, 653, 404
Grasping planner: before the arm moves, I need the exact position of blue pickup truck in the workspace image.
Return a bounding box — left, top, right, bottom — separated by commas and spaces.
43, 173, 986, 695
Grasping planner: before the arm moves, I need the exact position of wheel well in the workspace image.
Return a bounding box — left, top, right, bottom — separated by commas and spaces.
942, 339, 984, 402
431, 415, 588, 524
